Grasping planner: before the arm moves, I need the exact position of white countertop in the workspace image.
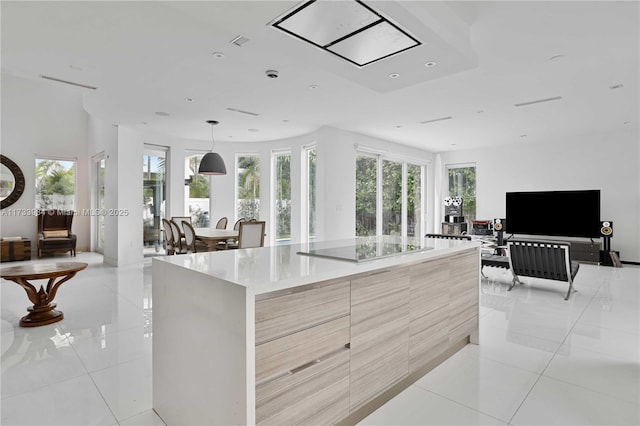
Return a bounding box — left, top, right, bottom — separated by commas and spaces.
153, 236, 479, 295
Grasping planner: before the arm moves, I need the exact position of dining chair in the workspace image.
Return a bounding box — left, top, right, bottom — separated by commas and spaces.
162, 218, 175, 255
216, 218, 245, 250
227, 221, 265, 250
169, 219, 186, 254
181, 220, 209, 253
215, 217, 228, 229
171, 216, 191, 235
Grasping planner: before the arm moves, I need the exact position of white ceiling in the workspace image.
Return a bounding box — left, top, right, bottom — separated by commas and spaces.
1, 1, 638, 152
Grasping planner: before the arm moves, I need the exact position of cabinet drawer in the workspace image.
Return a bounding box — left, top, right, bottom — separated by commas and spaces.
409, 304, 449, 372
256, 349, 349, 425
256, 316, 350, 383
255, 279, 350, 344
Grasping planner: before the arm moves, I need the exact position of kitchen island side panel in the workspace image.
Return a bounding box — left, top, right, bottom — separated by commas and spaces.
152, 259, 251, 426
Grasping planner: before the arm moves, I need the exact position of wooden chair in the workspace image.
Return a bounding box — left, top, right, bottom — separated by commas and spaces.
216, 218, 245, 250
171, 216, 191, 236
162, 218, 175, 255
215, 217, 228, 229
424, 233, 472, 240
181, 221, 209, 253
507, 240, 580, 300
169, 220, 186, 254
227, 221, 265, 250
37, 210, 77, 257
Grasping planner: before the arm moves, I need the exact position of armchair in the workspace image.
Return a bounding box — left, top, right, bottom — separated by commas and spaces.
507, 240, 580, 300
37, 210, 77, 257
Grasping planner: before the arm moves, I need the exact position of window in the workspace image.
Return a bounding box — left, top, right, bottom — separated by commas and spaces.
382, 159, 402, 235
355, 154, 377, 236
406, 163, 422, 237
356, 152, 424, 238
303, 146, 317, 241
273, 151, 291, 243
143, 147, 167, 254
35, 158, 76, 210
185, 155, 210, 227
236, 155, 260, 220
447, 165, 476, 223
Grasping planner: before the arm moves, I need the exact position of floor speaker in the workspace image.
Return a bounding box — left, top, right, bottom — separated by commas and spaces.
600, 221, 613, 237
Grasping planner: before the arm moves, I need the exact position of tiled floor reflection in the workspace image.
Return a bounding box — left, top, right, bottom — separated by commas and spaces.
2, 253, 639, 425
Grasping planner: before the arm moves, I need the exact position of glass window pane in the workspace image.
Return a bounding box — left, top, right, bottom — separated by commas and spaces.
185, 155, 210, 227
274, 152, 291, 242
143, 151, 166, 254
448, 166, 476, 223
236, 155, 261, 221
382, 160, 402, 236
406, 164, 422, 237
97, 158, 105, 250
35, 158, 76, 210
307, 148, 317, 240
355, 155, 377, 236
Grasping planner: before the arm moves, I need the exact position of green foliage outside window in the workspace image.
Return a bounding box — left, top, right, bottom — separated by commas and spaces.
448, 166, 476, 222
35, 159, 76, 210
237, 155, 260, 220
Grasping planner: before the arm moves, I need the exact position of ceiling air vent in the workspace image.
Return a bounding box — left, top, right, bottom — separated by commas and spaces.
420, 116, 452, 124
514, 96, 562, 107
226, 107, 260, 117
40, 75, 97, 90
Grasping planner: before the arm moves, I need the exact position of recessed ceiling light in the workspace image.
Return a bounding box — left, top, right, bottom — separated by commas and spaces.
155, 111, 170, 116
212, 52, 225, 58
248, 128, 260, 132
184, 97, 194, 102
309, 84, 319, 89
609, 84, 624, 90
389, 73, 400, 79
424, 61, 437, 67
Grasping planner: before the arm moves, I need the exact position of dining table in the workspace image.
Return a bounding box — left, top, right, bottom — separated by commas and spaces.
194, 228, 239, 251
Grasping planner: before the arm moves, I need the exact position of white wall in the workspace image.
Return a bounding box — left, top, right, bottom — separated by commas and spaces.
1, 73, 90, 251
437, 129, 640, 262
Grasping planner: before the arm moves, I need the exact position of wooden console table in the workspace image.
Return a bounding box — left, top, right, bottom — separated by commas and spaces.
1, 238, 31, 262
0, 262, 87, 327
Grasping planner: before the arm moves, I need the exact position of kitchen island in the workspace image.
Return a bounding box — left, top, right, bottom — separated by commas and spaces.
152, 236, 480, 425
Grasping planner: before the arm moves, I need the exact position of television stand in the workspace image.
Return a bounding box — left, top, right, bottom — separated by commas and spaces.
570, 240, 601, 263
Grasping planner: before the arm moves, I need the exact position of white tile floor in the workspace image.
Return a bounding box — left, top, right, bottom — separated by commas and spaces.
1, 253, 639, 425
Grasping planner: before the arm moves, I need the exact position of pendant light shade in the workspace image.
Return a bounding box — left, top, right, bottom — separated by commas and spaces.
198, 120, 227, 175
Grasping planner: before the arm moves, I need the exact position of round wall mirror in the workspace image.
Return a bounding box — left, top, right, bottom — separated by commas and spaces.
1, 155, 26, 209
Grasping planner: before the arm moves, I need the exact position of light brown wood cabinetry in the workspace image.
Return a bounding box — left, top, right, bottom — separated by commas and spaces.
253, 247, 479, 425
350, 268, 410, 411
255, 280, 351, 425
408, 256, 451, 373
448, 250, 479, 345
255, 278, 350, 344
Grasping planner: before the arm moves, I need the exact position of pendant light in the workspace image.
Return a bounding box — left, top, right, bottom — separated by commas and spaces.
198, 120, 227, 175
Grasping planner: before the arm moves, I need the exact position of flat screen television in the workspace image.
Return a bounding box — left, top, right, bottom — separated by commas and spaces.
505, 190, 601, 238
